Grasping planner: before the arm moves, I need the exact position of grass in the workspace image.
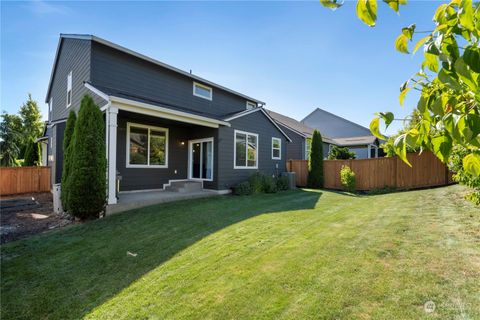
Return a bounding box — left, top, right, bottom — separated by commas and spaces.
1, 185, 479, 319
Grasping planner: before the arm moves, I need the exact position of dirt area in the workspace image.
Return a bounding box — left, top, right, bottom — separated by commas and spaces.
1, 193, 75, 244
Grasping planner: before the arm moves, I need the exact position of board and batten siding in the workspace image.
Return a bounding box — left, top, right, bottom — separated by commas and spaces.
90, 42, 252, 117
216, 111, 287, 189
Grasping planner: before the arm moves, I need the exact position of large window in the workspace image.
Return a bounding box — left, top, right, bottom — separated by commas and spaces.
234, 130, 258, 169
127, 123, 168, 168
272, 137, 281, 160
193, 82, 212, 100
66, 71, 72, 108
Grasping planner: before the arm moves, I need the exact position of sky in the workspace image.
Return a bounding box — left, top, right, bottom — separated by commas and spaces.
1, 0, 444, 134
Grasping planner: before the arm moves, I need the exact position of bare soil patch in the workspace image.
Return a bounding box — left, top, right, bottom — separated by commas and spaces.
1, 193, 75, 244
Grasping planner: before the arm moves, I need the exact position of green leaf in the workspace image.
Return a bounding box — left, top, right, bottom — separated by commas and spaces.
434, 4, 448, 23
463, 152, 480, 176
401, 24, 416, 40
395, 33, 409, 54
319, 0, 344, 9
431, 135, 453, 162
356, 0, 377, 27
459, 0, 474, 31
399, 87, 410, 105
423, 52, 439, 73
382, 0, 407, 12
413, 36, 431, 54
379, 112, 395, 128
438, 68, 462, 90
455, 57, 478, 91
464, 47, 480, 73
369, 117, 386, 140
394, 134, 412, 166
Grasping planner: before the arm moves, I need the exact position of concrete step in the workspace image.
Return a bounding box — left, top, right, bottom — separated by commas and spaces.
166, 181, 203, 193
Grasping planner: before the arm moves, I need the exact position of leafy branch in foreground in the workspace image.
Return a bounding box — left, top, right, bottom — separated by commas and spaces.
320, 0, 480, 178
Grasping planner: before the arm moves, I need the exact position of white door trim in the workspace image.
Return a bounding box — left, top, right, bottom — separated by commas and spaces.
188, 137, 214, 181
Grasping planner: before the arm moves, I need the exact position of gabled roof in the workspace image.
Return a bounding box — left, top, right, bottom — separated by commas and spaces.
302, 107, 372, 135
46, 34, 265, 105
222, 108, 292, 142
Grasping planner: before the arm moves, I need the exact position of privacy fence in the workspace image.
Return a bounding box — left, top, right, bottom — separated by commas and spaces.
286, 151, 454, 191
0, 166, 51, 196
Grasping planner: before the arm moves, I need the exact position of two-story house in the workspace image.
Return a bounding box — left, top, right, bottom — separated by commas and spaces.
43, 34, 291, 206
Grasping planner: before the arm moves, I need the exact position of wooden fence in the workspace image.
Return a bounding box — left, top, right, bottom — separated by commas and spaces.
0, 166, 51, 196
287, 151, 454, 190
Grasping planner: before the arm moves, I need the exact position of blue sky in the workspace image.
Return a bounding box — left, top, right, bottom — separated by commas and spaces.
2, 0, 442, 133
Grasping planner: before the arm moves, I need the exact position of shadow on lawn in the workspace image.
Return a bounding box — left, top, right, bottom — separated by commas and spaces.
1, 189, 321, 320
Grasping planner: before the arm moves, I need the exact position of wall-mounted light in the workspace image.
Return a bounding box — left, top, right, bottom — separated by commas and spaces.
180, 141, 185, 146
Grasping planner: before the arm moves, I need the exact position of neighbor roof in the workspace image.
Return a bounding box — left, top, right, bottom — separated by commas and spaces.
332, 135, 378, 146
46, 34, 265, 105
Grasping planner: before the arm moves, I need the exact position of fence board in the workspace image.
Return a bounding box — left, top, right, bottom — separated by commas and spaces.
0, 167, 51, 195
287, 151, 453, 191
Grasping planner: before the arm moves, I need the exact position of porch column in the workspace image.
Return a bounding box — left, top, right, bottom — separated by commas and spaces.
375, 146, 379, 158
107, 106, 118, 205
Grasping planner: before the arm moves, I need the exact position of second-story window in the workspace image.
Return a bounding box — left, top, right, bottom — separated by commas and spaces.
193, 82, 212, 100
49, 97, 53, 121
66, 71, 72, 108
246, 101, 256, 110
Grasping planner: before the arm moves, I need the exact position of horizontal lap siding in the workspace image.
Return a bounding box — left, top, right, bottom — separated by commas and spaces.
280, 125, 305, 161
91, 42, 250, 117
217, 111, 287, 189
116, 112, 219, 191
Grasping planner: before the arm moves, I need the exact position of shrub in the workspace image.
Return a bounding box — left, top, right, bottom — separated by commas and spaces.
61, 111, 77, 212
248, 172, 265, 194
276, 175, 290, 191
448, 145, 480, 206
234, 181, 252, 195
263, 175, 278, 193
328, 145, 356, 160
340, 165, 356, 193
308, 130, 324, 188
23, 139, 40, 166
67, 96, 106, 219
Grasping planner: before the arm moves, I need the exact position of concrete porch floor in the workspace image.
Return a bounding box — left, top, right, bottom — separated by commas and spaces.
106, 189, 229, 215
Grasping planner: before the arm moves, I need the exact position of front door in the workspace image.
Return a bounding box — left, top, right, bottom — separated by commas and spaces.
188, 138, 213, 181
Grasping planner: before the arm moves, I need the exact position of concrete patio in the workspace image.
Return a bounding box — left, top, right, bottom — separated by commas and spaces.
106, 188, 229, 215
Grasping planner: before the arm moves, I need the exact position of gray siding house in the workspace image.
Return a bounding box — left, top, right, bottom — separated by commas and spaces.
268, 108, 381, 160
44, 34, 291, 205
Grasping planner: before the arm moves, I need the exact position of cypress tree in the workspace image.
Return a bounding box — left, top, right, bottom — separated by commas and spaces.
23, 139, 40, 166
61, 111, 77, 211
307, 130, 324, 188
67, 96, 106, 219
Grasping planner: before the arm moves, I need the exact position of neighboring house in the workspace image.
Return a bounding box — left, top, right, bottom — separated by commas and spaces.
302, 108, 381, 159
43, 34, 291, 205
266, 110, 334, 160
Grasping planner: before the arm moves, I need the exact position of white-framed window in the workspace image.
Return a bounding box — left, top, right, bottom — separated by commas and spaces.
234, 130, 258, 169
126, 122, 169, 168
66, 71, 72, 108
305, 138, 312, 160
193, 82, 212, 100
272, 137, 281, 160
246, 101, 256, 110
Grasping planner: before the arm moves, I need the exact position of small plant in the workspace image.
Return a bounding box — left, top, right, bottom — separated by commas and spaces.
234, 181, 252, 196
248, 172, 265, 194
263, 175, 278, 193
276, 175, 290, 191
340, 165, 356, 193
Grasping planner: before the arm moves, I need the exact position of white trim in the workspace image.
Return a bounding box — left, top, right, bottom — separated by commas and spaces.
233, 129, 259, 169
126, 122, 169, 168
188, 137, 214, 181
224, 108, 262, 121
66, 71, 72, 108
84, 82, 109, 101
193, 82, 213, 101
110, 96, 230, 128
107, 106, 118, 205
246, 101, 256, 110
271, 137, 281, 160
260, 109, 292, 142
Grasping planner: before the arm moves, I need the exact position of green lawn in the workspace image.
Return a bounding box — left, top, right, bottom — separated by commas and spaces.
1, 185, 479, 319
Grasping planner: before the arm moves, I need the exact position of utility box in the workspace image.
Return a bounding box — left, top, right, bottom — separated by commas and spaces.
283, 172, 296, 189
53, 183, 63, 214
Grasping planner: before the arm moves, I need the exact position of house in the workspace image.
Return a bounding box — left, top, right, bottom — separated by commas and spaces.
302, 108, 381, 159
268, 108, 381, 160
43, 34, 291, 205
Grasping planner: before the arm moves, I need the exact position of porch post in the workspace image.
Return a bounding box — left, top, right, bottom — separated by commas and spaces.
107, 106, 118, 205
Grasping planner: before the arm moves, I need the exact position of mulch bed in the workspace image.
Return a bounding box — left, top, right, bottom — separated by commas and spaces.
1, 193, 76, 244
